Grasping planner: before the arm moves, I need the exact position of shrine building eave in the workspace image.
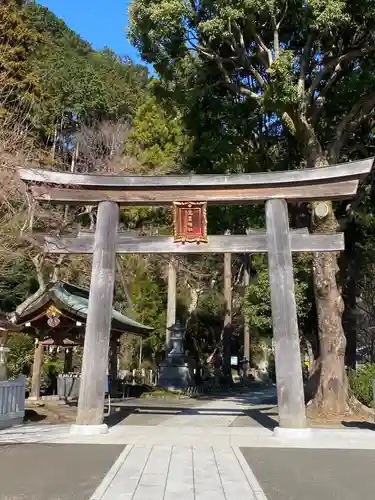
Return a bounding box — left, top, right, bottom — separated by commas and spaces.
10, 281, 153, 337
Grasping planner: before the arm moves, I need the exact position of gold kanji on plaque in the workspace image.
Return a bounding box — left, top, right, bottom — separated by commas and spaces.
173, 202, 208, 243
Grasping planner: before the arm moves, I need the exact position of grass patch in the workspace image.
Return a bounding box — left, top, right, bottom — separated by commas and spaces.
140, 388, 185, 399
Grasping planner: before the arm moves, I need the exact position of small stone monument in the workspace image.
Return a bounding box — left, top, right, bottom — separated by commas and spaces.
158, 321, 192, 390
0, 345, 10, 381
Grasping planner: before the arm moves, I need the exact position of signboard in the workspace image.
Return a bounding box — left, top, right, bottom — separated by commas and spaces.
173, 202, 207, 243
230, 356, 238, 366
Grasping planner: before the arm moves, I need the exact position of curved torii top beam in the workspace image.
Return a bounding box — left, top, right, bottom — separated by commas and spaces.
18, 157, 374, 205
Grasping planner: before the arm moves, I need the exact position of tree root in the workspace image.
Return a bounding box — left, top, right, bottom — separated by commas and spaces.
306, 394, 374, 422
348, 395, 374, 418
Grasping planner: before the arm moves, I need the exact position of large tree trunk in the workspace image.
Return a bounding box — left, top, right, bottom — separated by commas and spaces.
311, 210, 349, 413
310, 154, 350, 415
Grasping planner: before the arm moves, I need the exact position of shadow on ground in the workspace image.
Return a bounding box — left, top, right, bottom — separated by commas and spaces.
341, 420, 375, 431
23, 384, 279, 429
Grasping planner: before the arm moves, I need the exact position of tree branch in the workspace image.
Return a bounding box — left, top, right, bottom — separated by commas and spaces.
194, 43, 262, 101
116, 257, 134, 310
298, 32, 314, 97
254, 32, 273, 68
329, 90, 375, 160
276, 0, 289, 29
306, 46, 375, 103
51, 255, 64, 282
271, 15, 280, 59
32, 253, 45, 289
231, 21, 266, 88
309, 65, 344, 124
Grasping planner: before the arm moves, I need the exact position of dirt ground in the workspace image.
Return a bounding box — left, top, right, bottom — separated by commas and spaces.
25, 400, 78, 424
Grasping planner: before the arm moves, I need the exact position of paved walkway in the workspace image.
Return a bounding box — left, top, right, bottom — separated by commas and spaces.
1, 388, 375, 499
89, 392, 272, 500
90, 444, 266, 500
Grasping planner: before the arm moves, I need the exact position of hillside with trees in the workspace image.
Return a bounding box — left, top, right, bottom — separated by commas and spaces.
1, 0, 375, 416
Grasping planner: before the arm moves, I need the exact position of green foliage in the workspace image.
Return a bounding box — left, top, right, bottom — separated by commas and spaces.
129, 0, 375, 164
0, 0, 41, 120
264, 50, 299, 113
127, 95, 189, 169
126, 257, 167, 358
7, 332, 35, 378
348, 364, 375, 408
244, 254, 311, 338
0, 258, 39, 312
41, 355, 64, 390
22, 2, 148, 141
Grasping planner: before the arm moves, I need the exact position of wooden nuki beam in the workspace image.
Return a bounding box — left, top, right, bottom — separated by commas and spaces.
44, 232, 345, 255
30, 180, 359, 205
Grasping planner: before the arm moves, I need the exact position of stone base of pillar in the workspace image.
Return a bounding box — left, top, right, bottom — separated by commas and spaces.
69, 424, 109, 436
273, 426, 312, 438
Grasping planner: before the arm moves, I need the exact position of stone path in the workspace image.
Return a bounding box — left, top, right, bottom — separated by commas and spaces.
91, 444, 266, 500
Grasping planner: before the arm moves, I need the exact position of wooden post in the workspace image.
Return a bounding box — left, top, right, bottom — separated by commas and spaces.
0, 346, 9, 381
243, 255, 251, 375
30, 342, 44, 400
64, 348, 73, 373
166, 256, 177, 349
266, 199, 307, 429
138, 338, 143, 370
109, 335, 118, 383
75, 201, 119, 430
223, 239, 232, 381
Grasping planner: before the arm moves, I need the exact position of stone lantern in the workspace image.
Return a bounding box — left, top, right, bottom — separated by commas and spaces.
157, 320, 192, 390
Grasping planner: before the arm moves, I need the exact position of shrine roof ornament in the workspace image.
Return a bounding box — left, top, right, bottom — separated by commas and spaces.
17, 158, 374, 205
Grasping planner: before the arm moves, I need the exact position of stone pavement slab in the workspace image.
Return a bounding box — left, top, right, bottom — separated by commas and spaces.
0, 443, 124, 500
90, 444, 265, 500
241, 447, 375, 500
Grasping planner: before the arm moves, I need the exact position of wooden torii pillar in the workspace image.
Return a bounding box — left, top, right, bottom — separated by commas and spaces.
18, 158, 373, 435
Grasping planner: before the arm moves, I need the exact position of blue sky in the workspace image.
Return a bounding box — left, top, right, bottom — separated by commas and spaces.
38, 0, 142, 63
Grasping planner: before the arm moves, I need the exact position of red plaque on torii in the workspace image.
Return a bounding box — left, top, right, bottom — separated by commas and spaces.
173, 202, 208, 243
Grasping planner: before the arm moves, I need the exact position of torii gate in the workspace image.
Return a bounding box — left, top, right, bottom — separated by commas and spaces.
18, 158, 373, 435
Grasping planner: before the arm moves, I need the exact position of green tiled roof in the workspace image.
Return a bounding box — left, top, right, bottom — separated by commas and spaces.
14, 281, 153, 336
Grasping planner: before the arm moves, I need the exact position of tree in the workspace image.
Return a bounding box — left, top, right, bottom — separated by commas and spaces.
129, 0, 375, 414
127, 94, 189, 171
22, 2, 149, 150
0, 0, 41, 138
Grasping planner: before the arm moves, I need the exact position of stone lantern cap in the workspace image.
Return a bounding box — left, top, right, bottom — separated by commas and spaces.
167, 320, 186, 335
